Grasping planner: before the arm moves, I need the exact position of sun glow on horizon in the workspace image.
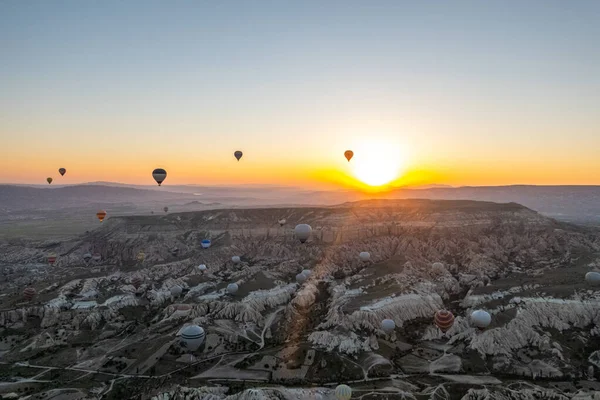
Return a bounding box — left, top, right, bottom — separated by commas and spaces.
350, 139, 407, 187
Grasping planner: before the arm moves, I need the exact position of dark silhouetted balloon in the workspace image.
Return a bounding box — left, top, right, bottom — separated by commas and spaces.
344, 150, 354, 161
58, 168, 66, 176
152, 168, 167, 186
234, 150, 243, 161
96, 210, 107, 222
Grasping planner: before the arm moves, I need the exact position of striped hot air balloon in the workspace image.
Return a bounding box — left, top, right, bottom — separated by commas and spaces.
23, 287, 36, 301
335, 384, 352, 400
47, 254, 57, 265
131, 276, 143, 289
434, 309, 455, 332
96, 210, 107, 222
152, 168, 167, 186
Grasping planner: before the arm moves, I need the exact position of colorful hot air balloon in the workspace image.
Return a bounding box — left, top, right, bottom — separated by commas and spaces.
58, 168, 66, 176
294, 224, 312, 243
231, 256, 241, 264
381, 319, 395, 334
163, 206, 169, 213
434, 310, 455, 332
46, 177, 53, 184
47, 254, 57, 265
96, 210, 107, 222
227, 283, 239, 294
152, 168, 167, 186
359, 252, 371, 262
23, 287, 36, 301
470, 310, 491, 330
132, 276, 143, 289
585, 271, 600, 285
335, 384, 352, 400
234, 150, 243, 161
201, 239, 211, 249
344, 150, 354, 162
180, 325, 206, 352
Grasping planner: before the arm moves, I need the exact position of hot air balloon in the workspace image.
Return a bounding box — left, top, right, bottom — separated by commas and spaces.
163, 206, 169, 213
344, 150, 354, 162
227, 283, 239, 294
58, 168, 66, 176
83, 253, 92, 263
278, 219, 286, 226
136, 252, 145, 262
359, 252, 371, 262
585, 271, 600, 285
201, 239, 211, 249
131, 276, 143, 289
170, 285, 183, 297
302, 269, 312, 277
180, 324, 206, 352
152, 168, 167, 186
198, 264, 207, 272
47, 254, 57, 265
171, 247, 179, 256
23, 287, 36, 301
381, 319, 396, 334
296, 273, 307, 284
234, 150, 243, 161
432, 262, 444, 269
294, 224, 312, 243
335, 384, 352, 400
96, 210, 107, 222
434, 310, 455, 332
92, 253, 101, 262
471, 310, 491, 330
46, 177, 53, 184
231, 256, 241, 264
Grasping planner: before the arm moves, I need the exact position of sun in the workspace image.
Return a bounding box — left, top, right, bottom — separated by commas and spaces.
351, 140, 406, 187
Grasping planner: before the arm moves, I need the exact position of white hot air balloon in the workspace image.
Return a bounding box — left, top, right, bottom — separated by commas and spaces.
302, 269, 312, 277
180, 324, 206, 351
170, 285, 183, 297
432, 262, 444, 269
278, 218, 286, 226
231, 256, 241, 264
359, 252, 371, 262
227, 283, 239, 294
294, 224, 312, 243
335, 384, 352, 400
381, 319, 395, 334
296, 273, 307, 284
198, 264, 207, 272
471, 310, 492, 329
585, 271, 600, 285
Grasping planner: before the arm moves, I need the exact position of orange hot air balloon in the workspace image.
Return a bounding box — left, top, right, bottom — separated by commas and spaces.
46, 177, 53, 184
96, 210, 107, 222
58, 168, 66, 176
434, 309, 455, 332
47, 254, 57, 265
23, 287, 36, 301
344, 150, 354, 161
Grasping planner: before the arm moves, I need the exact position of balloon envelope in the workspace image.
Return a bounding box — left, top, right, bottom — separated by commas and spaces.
381, 319, 395, 333
96, 210, 107, 222
294, 224, 312, 243
231, 256, 241, 264
278, 219, 286, 226
302, 269, 312, 277
132, 276, 143, 289
227, 283, 238, 294
234, 150, 243, 161
335, 384, 352, 400
359, 252, 371, 262
47, 254, 57, 265
46, 177, 53, 184
180, 325, 206, 351
152, 168, 167, 186
432, 262, 444, 269
471, 310, 492, 329
92, 253, 101, 261
198, 264, 207, 271
585, 271, 600, 285
58, 168, 66, 176
23, 287, 36, 301
296, 273, 307, 284
434, 310, 455, 332
170, 285, 183, 296
163, 206, 168, 213
201, 239, 211, 249
83, 253, 92, 262
344, 150, 354, 162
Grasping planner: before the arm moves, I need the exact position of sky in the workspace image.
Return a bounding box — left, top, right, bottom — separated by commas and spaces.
1, 1, 599, 189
